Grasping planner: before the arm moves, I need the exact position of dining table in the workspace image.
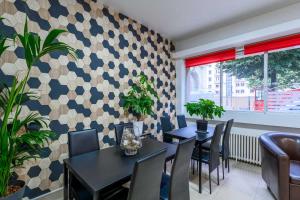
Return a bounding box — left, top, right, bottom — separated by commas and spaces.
63, 138, 177, 200
165, 124, 215, 193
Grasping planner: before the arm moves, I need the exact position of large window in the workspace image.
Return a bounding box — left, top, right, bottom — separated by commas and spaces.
221, 55, 263, 111
267, 48, 300, 112
186, 64, 220, 104
186, 47, 300, 113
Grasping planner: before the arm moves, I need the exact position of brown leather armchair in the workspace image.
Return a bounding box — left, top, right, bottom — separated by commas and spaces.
259, 132, 300, 200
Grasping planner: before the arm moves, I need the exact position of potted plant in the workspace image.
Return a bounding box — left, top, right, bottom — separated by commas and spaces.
0, 17, 77, 199
185, 99, 225, 132
122, 74, 159, 136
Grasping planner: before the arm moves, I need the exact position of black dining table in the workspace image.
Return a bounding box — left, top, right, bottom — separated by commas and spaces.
63, 138, 177, 200
165, 124, 215, 193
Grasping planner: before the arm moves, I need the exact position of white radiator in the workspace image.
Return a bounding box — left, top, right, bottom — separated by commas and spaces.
229, 133, 261, 165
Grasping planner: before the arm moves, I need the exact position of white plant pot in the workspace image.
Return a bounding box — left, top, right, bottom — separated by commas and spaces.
133, 121, 143, 137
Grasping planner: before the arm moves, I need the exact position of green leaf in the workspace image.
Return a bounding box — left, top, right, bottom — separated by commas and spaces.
42, 29, 66, 49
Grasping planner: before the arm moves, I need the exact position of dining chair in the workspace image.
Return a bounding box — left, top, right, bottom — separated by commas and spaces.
192, 123, 225, 194
68, 129, 99, 200
160, 137, 195, 200
176, 115, 187, 129
103, 148, 167, 200
202, 119, 234, 179
114, 122, 133, 145
160, 116, 175, 144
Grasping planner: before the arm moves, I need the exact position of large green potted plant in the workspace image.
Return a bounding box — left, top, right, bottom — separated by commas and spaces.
122, 74, 159, 136
185, 99, 225, 132
0, 17, 77, 199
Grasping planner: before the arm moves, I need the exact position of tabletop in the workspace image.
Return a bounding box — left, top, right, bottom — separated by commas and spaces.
166, 124, 215, 143
64, 138, 177, 194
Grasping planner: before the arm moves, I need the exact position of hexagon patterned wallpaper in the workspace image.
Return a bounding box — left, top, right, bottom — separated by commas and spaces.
0, 0, 176, 198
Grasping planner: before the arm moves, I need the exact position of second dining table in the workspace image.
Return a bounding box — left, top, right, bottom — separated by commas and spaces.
63, 138, 177, 200
165, 124, 215, 193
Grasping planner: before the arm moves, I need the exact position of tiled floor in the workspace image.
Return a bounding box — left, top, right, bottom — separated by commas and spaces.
36, 161, 275, 200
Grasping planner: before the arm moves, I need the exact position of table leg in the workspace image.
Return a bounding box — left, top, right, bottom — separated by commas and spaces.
63, 162, 69, 200
198, 143, 202, 193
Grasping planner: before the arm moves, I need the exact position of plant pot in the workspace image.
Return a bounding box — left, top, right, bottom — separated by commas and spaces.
133, 121, 143, 137
0, 180, 25, 200
196, 120, 208, 132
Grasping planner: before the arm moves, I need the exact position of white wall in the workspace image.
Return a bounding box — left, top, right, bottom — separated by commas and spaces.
174, 2, 300, 58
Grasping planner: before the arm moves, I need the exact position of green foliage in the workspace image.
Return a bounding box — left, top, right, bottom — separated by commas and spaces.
220, 48, 300, 89
0, 17, 77, 197
185, 99, 225, 121
122, 74, 159, 120
0, 17, 9, 57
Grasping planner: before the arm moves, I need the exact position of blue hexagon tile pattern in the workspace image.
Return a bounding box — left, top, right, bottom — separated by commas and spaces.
0, 0, 176, 198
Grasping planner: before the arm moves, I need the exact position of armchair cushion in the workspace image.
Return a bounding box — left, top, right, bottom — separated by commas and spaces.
290, 160, 300, 185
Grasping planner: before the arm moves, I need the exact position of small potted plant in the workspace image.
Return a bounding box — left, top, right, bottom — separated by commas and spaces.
185, 99, 225, 132
0, 17, 76, 199
122, 74, 159, 136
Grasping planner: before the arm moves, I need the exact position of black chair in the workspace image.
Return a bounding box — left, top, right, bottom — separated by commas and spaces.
160, 116, 175, 144
114, 122, 133, 145
68, 129, 99, 200
115, 122, 153, 145
160, 137, 195, 200
176, 115, 187, 129
202, 119, 234, 179
192, 123, 225, 194
103, 149, 167, 200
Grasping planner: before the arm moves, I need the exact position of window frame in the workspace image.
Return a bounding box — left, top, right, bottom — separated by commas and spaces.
185, 45, 300, 114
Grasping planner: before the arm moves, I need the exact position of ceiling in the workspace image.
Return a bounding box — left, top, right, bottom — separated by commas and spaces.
99, 0, 300, 40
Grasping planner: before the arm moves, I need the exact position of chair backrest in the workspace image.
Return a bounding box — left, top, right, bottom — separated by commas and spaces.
176, 115, 187, 129
169, 137, 195, 200
209, 123, 225, 171
127, 149, 167, 200
114, 122, 133, 145
160, 116, 174, 143
222, 119, 234, 159
68, 129, 99, 158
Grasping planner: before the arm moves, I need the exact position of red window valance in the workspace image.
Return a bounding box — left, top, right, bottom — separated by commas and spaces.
244, 33, 300, 55
185, 48, 236, 68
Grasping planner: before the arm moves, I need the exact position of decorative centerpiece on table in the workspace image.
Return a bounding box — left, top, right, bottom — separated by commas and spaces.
0, 17, 77, 200
122, 73, 159, 137
120, 127, 142, 156
185, 99, 225, 133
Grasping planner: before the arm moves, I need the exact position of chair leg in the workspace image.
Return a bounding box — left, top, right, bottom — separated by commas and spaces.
209, 171, 212, 194
222, 160, 225, 180
164, 162, 166, 173
197, 161, 199, 173
192, 160, 195, 175
217, 166, 220, 185
228, 159, 230, 173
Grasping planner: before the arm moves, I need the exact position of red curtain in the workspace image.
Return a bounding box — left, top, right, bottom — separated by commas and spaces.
185, 49, 236, 68
244, 33, 300, 55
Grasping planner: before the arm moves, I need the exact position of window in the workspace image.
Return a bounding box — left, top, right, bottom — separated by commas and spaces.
221, 55, 264, 111
267, 48, 300, 112
185, 34, 300, 113
186, 63, 220, 104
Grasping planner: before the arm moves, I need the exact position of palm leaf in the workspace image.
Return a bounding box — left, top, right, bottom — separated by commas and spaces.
42, 29, 67, 49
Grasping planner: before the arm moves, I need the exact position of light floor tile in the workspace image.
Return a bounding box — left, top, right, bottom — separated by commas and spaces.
36, 161, 275, 200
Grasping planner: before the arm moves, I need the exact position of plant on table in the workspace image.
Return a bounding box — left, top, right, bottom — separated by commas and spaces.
185, 99, 225, 131
0, 17, 77, 198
